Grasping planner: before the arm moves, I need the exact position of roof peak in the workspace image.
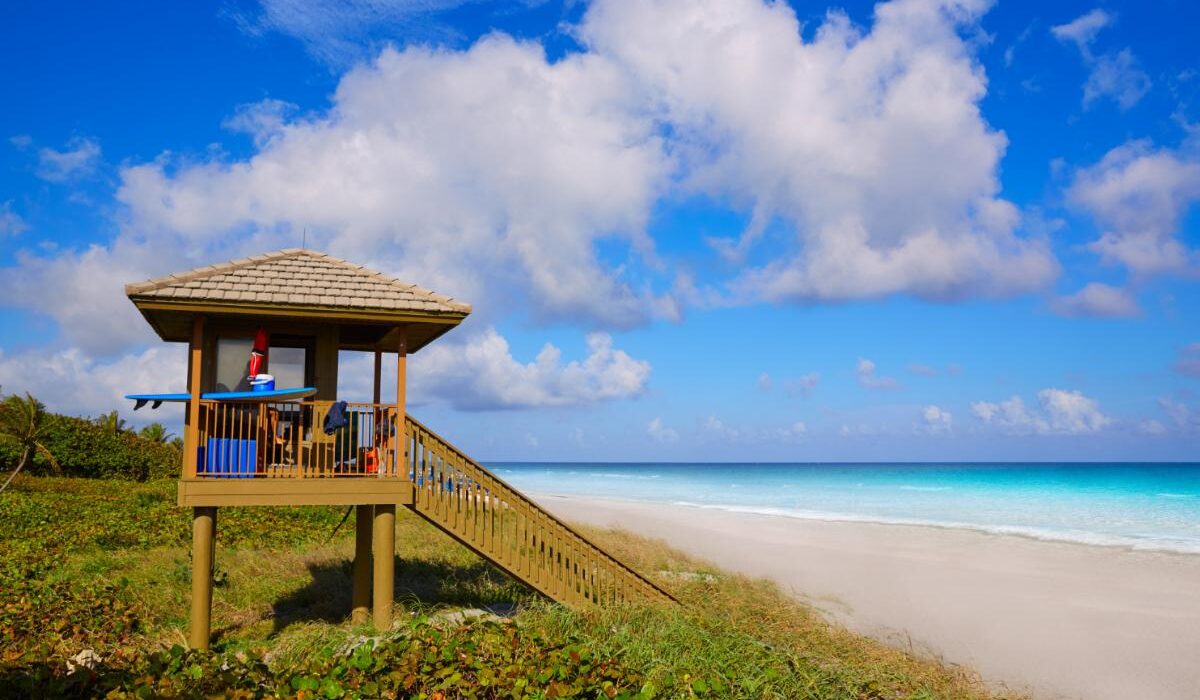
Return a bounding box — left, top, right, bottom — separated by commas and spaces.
125, 249, 471, 316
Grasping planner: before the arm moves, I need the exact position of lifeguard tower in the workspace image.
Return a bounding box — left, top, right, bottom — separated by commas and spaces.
125, 249, 672, 650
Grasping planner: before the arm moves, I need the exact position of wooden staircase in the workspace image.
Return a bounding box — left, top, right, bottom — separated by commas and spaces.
404, 416, 676, 607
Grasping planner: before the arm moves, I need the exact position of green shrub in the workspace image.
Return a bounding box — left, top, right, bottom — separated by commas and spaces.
0, 413, 180, 481
1, 619, 644, 699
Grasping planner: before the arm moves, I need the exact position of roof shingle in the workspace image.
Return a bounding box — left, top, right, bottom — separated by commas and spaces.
125, 249, 471, 316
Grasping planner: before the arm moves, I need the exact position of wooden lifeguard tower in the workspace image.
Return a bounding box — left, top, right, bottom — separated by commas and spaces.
125, 249, 672, 650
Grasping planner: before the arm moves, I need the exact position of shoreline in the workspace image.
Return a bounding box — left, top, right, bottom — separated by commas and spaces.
533, 492, 1200, 700
530, 491, 1200, 558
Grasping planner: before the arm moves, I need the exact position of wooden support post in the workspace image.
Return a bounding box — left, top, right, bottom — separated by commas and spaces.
183, 316, 205, 478
372, 348, 382, 405
351, 505, 373, 624
372, 504, 396, 630
189, 506, 217, 649
396, 329, 407, 474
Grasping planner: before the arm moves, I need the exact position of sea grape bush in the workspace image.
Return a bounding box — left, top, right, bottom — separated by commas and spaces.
0, 410, 180, 481
1, 618, 648, 699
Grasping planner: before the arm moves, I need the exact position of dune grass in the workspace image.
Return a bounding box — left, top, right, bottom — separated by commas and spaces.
0, 476, 1018, 698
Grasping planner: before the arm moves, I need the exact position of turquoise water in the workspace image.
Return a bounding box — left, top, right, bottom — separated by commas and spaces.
490, 463, 1200, 554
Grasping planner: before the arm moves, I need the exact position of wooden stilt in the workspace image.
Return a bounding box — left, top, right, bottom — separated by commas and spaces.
189, 506, 217, 650
372, 504, 395, 630
352, 505, 374, 624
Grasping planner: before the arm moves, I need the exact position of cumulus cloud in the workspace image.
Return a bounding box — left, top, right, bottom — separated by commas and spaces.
908, 363, 938, 377
1051, 282, 1141, 318
115, 35, 673, 331
971, 388, 1111, 434
583, 0, 1057, 304
36, 137, 101, 182
646, 417, 679, 442
920, 404, 953, 434
1068, 139, 1200, 277
856, 358, 899, 390
0, 345, 186, 422
0, 0, 1073, 411
1138, 419, 1166, 435
1, 242, 167, 355
1176, 343, 1200, 378
1051, 9, 1149, 110
0, 201, 26, 236
409, 328, 650, 411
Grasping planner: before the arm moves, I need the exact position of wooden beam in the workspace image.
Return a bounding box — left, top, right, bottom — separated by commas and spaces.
184, 316, 205, 478
352, 505, 374, 625
372, 504, 396, 630
189, 506, 217, 649
132, 299, 466, 325
177, 478, 413, 507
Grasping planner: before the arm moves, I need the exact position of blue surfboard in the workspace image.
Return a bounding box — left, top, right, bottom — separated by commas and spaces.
125, 387, 318, 410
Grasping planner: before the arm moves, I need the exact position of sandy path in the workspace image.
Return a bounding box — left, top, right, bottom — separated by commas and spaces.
535, 494, 1200, 700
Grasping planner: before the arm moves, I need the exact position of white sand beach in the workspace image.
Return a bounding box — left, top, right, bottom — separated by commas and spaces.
536, 494, 1200, 700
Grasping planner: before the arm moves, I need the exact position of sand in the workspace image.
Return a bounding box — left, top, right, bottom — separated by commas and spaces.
534, 494, 1200, 700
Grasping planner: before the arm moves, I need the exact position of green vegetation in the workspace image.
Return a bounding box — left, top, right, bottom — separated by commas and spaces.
0, 475, 1014, 699
0, 393, 180, 482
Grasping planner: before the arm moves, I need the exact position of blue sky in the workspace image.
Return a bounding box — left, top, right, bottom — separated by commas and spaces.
1, 0, 1197, 461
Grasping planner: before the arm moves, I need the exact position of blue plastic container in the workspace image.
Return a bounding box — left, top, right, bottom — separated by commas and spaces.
250, 374, 275, 392
204, 437, 257, 478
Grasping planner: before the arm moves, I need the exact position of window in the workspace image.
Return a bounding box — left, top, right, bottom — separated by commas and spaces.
270, 346, 306, 389
214, 337, 308, 391
215, 337, 253, 392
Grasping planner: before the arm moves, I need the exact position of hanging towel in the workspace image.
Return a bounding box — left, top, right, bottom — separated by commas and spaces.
323, 400, 350, 435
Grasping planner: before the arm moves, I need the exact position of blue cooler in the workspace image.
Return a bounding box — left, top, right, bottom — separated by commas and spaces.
250, 374, 275, 392
204, 437, 257, 478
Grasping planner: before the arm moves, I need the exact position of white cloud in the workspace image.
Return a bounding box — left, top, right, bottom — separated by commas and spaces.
756, 372, 772, 392
0, 345, 186, 423
921, 404, 953, 434
1068, 139, 1200, 276
1174, 343, 1200, 378
1, 242, 166, 355
1083, 49, 1151, 110
1051, 9, 1149, 110
222, 98, 299, 147
36, 137, 101, 182
115, 35, 674, 331
646, 417, 679, 442
856, 358, 899, 390
908, 363, 938, 377
1159, 397, 1197, 431
409, 328, 650, 411
784, 372, 821, 397
1051, 282, 1141, 318
1138, 419, 1166, 436
228, 0, 490, 67
1050, 9, 1111, 57
583, 0, 1057, 304
971, 388, 1110, 435
0, 201, 26, 236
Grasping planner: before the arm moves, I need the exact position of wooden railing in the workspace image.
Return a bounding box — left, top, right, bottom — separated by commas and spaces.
405, 416, 676, 607
193, 400, 403, 479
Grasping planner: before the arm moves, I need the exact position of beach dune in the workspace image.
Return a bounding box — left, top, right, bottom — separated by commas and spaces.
537, 494, 1200, 700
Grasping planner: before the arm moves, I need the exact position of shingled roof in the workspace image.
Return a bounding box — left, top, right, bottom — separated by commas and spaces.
125, 249, 471, 316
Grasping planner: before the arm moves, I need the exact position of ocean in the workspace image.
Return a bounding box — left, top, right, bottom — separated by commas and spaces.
490, 462, 1200, 554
